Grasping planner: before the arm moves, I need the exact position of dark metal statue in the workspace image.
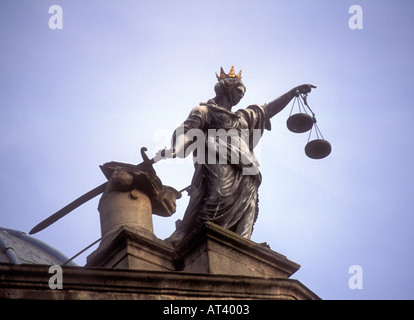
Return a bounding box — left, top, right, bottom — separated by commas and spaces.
161, 66, 315, 244
29, 66, 315, 245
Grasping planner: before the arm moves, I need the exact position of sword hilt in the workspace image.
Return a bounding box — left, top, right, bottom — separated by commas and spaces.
140, 147, 154, 165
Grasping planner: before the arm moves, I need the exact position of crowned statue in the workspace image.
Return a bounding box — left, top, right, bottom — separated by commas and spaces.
160, 66, 315, 245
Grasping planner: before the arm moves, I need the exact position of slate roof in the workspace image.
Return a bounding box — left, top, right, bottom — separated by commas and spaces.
0, 227, 76, 266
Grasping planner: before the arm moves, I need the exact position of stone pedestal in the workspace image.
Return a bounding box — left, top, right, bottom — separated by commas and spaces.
175, 221, 300, 278
79, 221, 320, 300
86, 225, 177, 271
87, 220, 300, 280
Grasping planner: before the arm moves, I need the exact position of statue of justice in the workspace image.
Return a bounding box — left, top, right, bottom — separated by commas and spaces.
158, 66, 319, 245
30, 66, 331, 250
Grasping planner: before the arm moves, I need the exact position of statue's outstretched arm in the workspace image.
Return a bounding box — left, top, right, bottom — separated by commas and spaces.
154, 126, 194, 161
265, 84, 316, 118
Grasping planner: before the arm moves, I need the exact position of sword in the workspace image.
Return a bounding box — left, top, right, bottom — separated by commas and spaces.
29, 147, 184, 235
29, 183, 107, 235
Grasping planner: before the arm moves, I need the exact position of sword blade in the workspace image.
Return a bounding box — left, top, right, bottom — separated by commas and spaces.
29, 147, 161, 235
29, 182, 107, 235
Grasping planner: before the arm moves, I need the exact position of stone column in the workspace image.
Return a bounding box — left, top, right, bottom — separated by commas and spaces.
86, 161, 181, 271
98, 170, 153, 238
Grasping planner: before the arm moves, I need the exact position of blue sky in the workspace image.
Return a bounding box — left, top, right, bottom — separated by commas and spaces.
1, 0, 414, 299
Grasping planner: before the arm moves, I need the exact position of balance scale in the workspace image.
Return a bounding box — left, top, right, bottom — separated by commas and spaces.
286, 93, 331, 159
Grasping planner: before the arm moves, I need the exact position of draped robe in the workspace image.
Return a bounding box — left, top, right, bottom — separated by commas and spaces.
167, 100, 271, 244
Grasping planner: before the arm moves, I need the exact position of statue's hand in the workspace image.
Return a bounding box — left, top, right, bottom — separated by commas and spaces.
294, 84, 317, 96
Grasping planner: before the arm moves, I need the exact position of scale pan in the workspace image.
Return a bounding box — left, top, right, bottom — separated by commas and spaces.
287, 113, 314, 133
305, 139, 332, 159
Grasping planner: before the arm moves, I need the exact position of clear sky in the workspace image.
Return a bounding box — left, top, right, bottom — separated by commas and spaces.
1, 0, 414, 300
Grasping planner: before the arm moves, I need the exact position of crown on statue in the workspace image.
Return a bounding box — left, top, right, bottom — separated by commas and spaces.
215, 66, 242, 81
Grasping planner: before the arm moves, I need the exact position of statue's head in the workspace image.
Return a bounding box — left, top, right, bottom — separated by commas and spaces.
214, 66, 246, 107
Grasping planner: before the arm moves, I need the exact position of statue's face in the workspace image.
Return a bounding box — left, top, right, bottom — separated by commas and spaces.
230, 85, 245, 106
